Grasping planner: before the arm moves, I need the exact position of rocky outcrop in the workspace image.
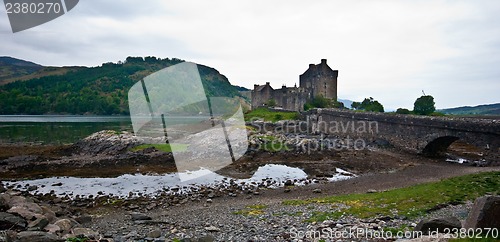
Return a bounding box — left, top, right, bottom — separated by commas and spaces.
71, 130, 144, 155
0, 189, 102, 242
0, 130, 177, 179
465, 195, 500, 229
16, 231, 64, 242
414, 216, 462, 234
0, 212, 27, 230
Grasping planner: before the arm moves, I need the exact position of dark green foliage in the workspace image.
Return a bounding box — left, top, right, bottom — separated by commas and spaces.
413, 95, 436, 115
303, 95, 343, 111
265, 99, 277, 107
0, 57, 241, 115
332, 100, 345, 109
195, 65, 240, 98
429, 112, 446, 116
352, 97, 384, 112
396, 108, 412, 114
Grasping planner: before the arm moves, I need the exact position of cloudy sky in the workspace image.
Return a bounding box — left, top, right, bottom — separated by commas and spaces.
1, 0, 499, 110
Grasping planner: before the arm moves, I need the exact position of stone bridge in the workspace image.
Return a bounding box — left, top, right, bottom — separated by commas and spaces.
303, 109, 500, 161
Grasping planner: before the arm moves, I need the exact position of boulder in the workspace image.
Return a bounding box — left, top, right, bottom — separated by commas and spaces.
0, 230, 13, 242
0, 212, 27, 230
72, 130, 142, 156
465, 196, 500, 229
0, 194, 10, 211
44, 224, 62, 234
147, 229, 162, 238
415, 216, 462, 234
40, 206, 57, 223
130, 212, 152, 221
16, 231, 64, 242
28, 216, 49, 231
7, 196, 27, 207
54, 218, 73, 232
71, 227, 100, 239
75, 214, 92, 224
7, 206, 38, 221
6, 199, 43, 221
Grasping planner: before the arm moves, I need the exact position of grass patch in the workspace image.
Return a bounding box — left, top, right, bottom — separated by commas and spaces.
130, 143, 188, 153
66, 237, 89, 242
244, 107, 299, 122
233, 204, 268, 216
283, 172, 500, 222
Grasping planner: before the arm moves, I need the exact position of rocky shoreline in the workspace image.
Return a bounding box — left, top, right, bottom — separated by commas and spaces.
1, 125, 499, 241
2, 163, 499, 242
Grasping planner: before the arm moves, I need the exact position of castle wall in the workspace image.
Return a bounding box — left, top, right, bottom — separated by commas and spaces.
252, 59, 338, 111
251, 83, 274, 108
272, 87, 307, 111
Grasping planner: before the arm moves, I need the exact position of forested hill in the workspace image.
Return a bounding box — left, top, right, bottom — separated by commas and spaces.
440, 103, 500, 116
0, 56, 241, 115
0, 56, 43, 82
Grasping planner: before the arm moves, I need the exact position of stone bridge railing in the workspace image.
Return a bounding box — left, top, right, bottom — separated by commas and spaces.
303, 109, 500, 160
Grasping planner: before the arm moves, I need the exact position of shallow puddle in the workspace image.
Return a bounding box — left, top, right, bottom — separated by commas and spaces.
6, 164, 355, 198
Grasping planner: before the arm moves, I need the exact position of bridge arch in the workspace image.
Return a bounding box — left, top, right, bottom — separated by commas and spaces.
422, 136, 460, 157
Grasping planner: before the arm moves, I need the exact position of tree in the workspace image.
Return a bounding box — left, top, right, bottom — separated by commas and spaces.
266, 99, 277, 107
396, 108, 411, 114
303, 95, 341, 111
351, 101, 360, 110
310, 95, 330, 108
413, 95, 435, 115
352, 97, 384, 112
332, 100, 345, 109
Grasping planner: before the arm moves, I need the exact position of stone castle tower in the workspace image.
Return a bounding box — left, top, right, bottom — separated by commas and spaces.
251, 59, 338, 111
300, 59, 338, 101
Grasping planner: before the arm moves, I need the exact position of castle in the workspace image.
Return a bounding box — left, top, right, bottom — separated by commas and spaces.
251, 59, 338, 111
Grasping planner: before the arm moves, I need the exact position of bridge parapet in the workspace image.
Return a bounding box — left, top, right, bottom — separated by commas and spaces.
303, 109, 500, 161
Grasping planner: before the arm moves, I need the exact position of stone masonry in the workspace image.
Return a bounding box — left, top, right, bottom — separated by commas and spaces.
251, 59, 338, 111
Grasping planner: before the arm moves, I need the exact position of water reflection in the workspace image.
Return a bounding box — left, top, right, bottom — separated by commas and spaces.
0, 115, 132, 144
6, 164, 355, 198
0, 115, 213, 144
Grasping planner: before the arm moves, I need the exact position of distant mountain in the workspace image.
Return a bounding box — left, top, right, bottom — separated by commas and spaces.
0, 56, 43, 82
0, 56, 242, 115
440, 103, 500, 115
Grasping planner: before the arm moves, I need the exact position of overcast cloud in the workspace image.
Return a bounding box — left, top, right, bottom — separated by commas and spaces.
1, 0, 499, 109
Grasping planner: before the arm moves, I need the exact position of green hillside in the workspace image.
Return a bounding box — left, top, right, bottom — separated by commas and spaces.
0, 56, 241, 115
0, 56, 43, 82
440, 103, 500, 116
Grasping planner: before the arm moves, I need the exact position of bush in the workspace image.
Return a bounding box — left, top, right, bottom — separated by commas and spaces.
352, 97, 384, 112
396, 108, 411, 114
303, 95, 342, 111
430, 112, 446, 117
265, 99, 277, 107
414, 95, 436, 115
